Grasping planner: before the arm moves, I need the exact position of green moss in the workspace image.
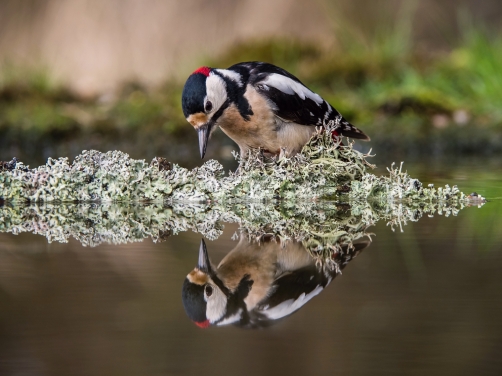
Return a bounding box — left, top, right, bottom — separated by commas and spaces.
1, 18, 502, 157
205, 39, 322, 76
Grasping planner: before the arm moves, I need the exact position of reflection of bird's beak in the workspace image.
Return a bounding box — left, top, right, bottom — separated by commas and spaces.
198, 239, 212, 274
197, 122, 213, 159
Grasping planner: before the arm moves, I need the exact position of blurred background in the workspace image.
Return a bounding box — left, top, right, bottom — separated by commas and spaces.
0, 0, 501, 167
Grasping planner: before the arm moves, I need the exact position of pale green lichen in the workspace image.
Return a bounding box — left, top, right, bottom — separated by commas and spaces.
212, 127, 372, 201
350, 161, 470, 205
0, 121, 488, 274
0, 202, 229, 246
0, 125, 482, 204
0, 151, 175, 202
0, 197, 478, 248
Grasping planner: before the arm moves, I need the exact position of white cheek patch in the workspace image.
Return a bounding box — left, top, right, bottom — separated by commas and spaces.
206, 74, 228, 115
261, 73, 323, 105
206, 284, 227, 323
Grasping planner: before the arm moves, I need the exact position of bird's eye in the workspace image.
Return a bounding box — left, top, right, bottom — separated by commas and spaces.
205, 284, 213, 297
205, 101, 213, 112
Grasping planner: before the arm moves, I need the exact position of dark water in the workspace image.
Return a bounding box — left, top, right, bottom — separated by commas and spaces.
1, 156, 501, 376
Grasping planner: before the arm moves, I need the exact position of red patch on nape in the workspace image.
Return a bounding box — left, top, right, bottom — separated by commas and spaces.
193, 66, 211, 77
194, 319, 210, 328
331, 129, 340, 138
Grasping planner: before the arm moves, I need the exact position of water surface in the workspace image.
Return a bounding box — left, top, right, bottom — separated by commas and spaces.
0, 157, 501, 376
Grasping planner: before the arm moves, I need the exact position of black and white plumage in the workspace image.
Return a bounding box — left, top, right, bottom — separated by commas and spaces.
181, 62, 370, 159
181, 237, 369, 329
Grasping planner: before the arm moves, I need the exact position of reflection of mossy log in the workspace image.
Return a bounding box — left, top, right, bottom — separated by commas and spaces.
0, 198, 477, 248
0, 124, 483, 204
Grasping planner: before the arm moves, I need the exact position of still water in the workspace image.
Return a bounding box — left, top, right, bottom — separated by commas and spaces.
1, 156, 501, 376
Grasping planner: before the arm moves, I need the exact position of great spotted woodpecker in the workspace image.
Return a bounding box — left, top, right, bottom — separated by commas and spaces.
181, 62, 370, 159
181, 237, 369, 329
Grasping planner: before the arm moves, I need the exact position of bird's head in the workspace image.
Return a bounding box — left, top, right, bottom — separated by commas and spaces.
181, 67, 229, 159
181, 239, 228, 328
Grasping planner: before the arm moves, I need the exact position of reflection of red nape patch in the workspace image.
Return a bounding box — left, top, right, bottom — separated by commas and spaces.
193, 66, 211, 77
194, 319, 210, 328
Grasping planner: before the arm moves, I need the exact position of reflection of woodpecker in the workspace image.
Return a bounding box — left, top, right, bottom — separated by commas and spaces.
181, 62, 370, 159
181, 236, 370, 329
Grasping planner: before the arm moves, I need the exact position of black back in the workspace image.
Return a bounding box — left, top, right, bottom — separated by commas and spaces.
228, 61, 369, 140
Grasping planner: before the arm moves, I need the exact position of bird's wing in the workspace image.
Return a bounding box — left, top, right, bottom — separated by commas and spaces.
229, 62, 369, 140
251, 240, 372, 324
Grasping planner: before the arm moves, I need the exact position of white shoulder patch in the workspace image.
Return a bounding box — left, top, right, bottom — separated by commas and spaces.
216, 310, 242, 326
216, 69, 243, 87
261, 73, 323, 105
262, 285, 324, 320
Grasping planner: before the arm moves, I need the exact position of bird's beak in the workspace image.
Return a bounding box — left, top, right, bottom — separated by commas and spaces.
198, 239, 212, 274
197, 122, 213, 159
